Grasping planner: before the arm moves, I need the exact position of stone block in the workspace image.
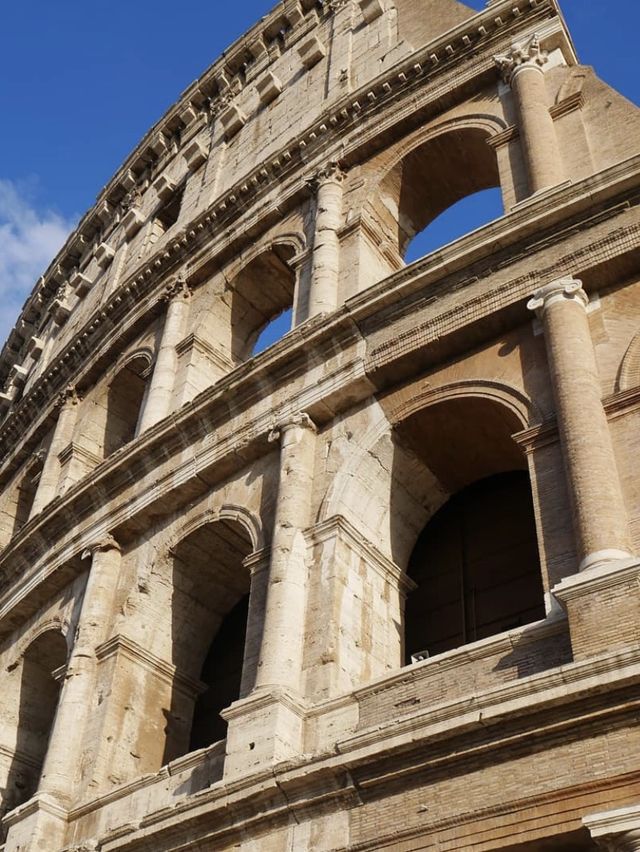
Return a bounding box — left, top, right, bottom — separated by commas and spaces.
359, 0, 384, 23
122, 207, 145, 240
298, 35, 326, 70
256, 71, 283, 106
182, 138, 209, 172
220, 103, 247, 140
95, 242, 115, 269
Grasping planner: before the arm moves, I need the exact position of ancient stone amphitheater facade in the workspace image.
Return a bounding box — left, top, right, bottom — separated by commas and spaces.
1, 0, 640, 850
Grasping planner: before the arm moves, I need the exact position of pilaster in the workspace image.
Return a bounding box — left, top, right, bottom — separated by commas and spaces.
138, 276, 192, 433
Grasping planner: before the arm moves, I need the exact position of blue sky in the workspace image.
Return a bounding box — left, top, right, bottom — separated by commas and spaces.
1, 1, 638, 344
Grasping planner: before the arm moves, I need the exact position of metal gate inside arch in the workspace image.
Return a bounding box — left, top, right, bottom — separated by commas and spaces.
1, 1, 640, 850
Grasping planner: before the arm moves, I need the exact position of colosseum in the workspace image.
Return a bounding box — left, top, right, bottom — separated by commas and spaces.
1, 0, 639, 849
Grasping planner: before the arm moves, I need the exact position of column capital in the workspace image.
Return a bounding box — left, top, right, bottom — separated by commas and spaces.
585, 806, 640, 852
592, 830, 640, 852
82, 533, 122, 560
55, 384, 81, 409
307, 161, 346, 192
161, 273, 192, 304
268, 412, 317, 443
494, 33, 549, 85
527, 277, 588, 318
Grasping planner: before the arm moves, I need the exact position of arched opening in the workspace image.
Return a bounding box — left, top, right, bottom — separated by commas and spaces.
2, 630, 67, 824
405, 471, 545, 662
230, 245, 296, 362
103, 354, 149, 457
10, 454, 44, 536
360, 126, 503, 287
252, 307, 293, 356
404, 187, 504, 263
392, 393, 544, 664
164, 518, 255, 763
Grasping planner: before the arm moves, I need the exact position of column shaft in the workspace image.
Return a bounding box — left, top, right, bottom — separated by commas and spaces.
511, 65, 564, 194
38, 537, 122, 802
29, 388, 80, 518
529, 279, 632, 570
138, 279, 191, 433
495, 35, 564, 196
254, 414, 316, 693
309, 165, 344, 317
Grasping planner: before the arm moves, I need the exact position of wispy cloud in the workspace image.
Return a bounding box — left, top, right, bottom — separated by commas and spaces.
0, 179, 76, 346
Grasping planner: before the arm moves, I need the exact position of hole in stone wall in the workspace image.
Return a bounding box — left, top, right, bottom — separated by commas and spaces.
164, 519, 254, 764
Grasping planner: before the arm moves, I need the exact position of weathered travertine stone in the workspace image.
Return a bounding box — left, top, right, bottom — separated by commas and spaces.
309, 163, 345, 318
1, 2, 640, 850
255, 413, 316, 692
138, 277, 191, 433
496, 35, 565, 194
29, 387, 80, 518
528, 278, 633, 571
585, 806, 640, 851
38, 536, 122, 803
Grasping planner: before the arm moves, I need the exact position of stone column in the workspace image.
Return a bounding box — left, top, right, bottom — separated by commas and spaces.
308, 163, 345, 318
29, 387, 81, 518
254, 413, 317, 694
138, 276, 191, 433
584, 805, 640, 851
495, 34, 565, 195
38, 536, 122, 803
528, 279, 633, 571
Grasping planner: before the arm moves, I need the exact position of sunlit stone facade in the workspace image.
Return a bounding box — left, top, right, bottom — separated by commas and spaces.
1, 1, 640, 850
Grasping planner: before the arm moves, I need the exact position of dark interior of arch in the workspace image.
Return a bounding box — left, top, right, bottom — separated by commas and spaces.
376, 127, 502, 259
404, 471, 545, 663
12, 458, 44, 535
103, 355, 149, 457
2, 630, 67, 826
230, 244, 296, 362
166, 519, 253, 763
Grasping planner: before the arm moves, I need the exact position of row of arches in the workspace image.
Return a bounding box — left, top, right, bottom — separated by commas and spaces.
2, 388, 550, 818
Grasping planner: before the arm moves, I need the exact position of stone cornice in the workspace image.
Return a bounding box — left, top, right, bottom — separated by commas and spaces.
57, 646, 640, 851
308, 514, 414, 595
0, 0, 560, 390
95, 634, 206, 698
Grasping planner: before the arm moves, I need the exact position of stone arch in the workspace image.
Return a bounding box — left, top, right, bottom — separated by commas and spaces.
168, 503, 264, 554
370, 115, 506, 256
188, 233, 304, 373
321, 380, 538, 567
222, 232, 306, 284
161, 509, 263, 764
369, 114, 509, 185
617, 330, 640, 391
1, 627, 68, 827
347, 114, 508, 295
102, 349, 153, 457
8, 616, 72, 670
387, 379, 539, 430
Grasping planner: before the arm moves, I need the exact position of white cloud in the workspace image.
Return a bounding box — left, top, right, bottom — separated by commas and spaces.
0, 179, 76, 346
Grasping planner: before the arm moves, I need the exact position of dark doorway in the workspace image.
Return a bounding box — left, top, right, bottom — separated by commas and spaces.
189, 594, 250, 751
405, 471, 545, 663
